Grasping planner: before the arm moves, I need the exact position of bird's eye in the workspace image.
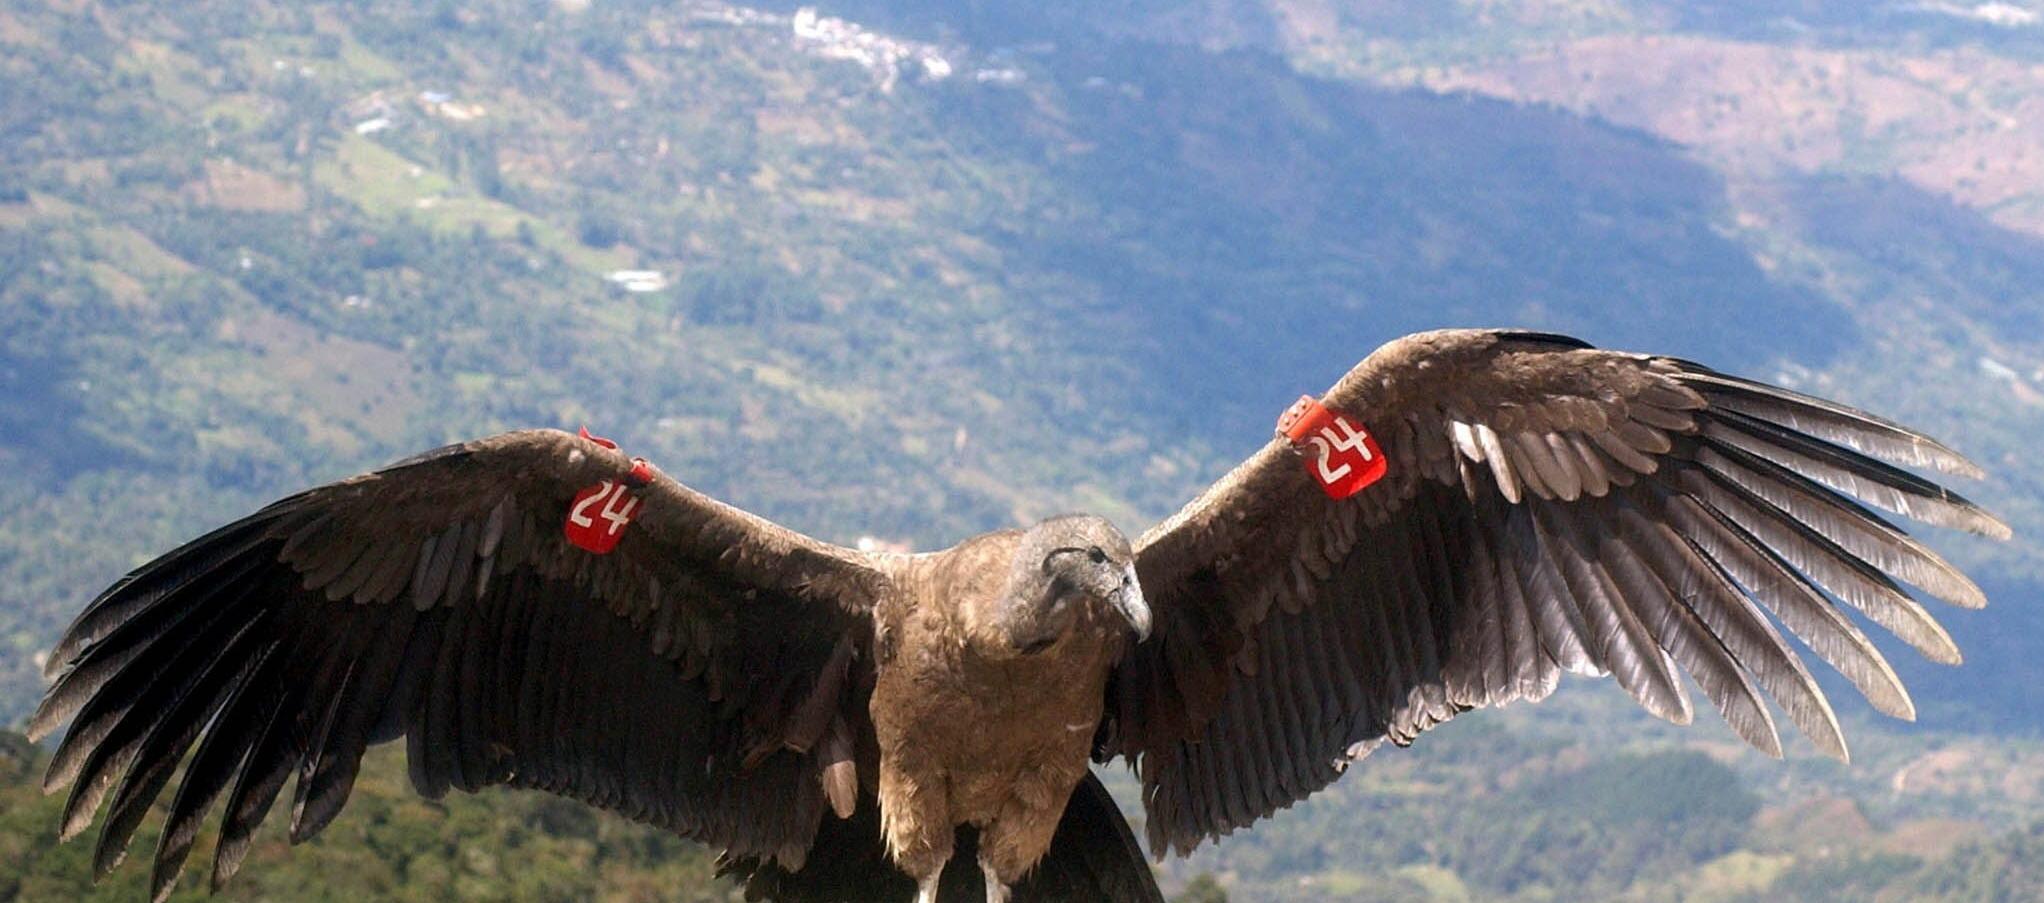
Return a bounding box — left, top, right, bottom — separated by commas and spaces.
1087, 547, 1106, 564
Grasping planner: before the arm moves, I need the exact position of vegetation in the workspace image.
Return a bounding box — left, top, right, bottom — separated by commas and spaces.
0, 731, 739, 902
5, 719, 2041, 901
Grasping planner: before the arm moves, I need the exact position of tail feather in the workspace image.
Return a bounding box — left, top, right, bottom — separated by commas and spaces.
1012, 771, 1165, 903
723, 771, 1163, 902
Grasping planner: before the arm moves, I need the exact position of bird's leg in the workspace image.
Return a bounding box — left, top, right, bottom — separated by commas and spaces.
903, 839, 952, 903
980, 854, 1013, 903
914, 869, 944, 903
975, 773, 1069, 903
881, 760, 954, 903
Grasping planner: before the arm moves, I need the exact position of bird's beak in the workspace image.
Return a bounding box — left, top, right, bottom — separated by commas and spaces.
1113, 564, 1151, 642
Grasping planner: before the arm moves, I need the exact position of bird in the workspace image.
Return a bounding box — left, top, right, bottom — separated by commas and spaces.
27, 328, 2009, 903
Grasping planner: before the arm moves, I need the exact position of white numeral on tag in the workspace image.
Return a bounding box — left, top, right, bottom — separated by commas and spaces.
1308, 435, 1350, 483
1318, 419, 1375, 459
568, 480, 640, 537
1308, 421, 1374, 483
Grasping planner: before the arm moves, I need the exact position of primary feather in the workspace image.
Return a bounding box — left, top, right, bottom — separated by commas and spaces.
1114, 329, 2004, 855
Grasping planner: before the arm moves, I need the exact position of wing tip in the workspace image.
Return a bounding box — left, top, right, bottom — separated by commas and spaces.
1936, 451, 1989, 482
92, 840, 131, 882
1974, 513, 2015, 542
1674, 368, 1996, 484
59, 795, 99, 843
1732, 718, 1785, 760
25, 709, 62, 747
1758, 730, 1785, 760
42, 647, 71, 681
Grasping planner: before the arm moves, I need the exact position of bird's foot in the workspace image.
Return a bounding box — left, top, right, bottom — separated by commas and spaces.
981, 859, 1012, 903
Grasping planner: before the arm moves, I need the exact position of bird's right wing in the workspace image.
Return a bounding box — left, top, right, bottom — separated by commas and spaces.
1110, 329, 2007, 855
30, 429, 889, 902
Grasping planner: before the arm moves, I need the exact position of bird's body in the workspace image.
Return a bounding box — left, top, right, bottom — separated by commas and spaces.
29, 329, 2011, 903
872, 525, 1138, 899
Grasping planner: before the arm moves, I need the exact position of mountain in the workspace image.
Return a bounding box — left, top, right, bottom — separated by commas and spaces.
4, 0, 2044, 899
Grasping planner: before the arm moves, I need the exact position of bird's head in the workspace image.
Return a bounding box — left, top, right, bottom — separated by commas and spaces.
986, 514, 1150, 658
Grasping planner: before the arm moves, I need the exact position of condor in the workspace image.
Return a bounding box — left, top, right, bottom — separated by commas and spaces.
32, 329, 2007, 902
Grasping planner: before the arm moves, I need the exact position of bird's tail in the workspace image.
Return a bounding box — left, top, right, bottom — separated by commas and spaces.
1004, 770, 1165, 902
723, 770, 1165, 902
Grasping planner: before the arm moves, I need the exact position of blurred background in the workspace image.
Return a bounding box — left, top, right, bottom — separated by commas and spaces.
3, 1, 2043, 900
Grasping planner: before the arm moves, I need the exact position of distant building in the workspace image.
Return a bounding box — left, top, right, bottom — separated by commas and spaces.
605, 270, 670, 293
354, 117, 393, 135
790, 5, 951, 93
692, 5, 781, 27
416, 90, 486, 121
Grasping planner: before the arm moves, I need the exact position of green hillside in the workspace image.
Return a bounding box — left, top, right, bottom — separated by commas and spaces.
0, 731, 740, 902
7, 711, 2044, 901
6, 0, 2044, 900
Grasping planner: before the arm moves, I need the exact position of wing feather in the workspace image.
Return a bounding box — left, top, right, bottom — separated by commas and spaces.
149, 639, 280, 903
1704, 411, 2008, 538
1675, 479, 1917, 717
1117, 329, 2000, 853
31, 429, 889, 899
1696, 442, 1987, 609
1604, 511, 1782, 756
1674, 369, 1985, 478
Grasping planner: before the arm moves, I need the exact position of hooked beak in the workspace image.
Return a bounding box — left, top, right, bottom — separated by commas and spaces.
1113, 564, 1151, 642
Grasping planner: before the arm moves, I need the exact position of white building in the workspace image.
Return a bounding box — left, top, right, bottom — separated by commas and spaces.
605, 270, 670, 293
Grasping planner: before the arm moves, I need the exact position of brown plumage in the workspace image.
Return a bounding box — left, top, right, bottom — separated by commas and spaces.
30, 329, 2008, 902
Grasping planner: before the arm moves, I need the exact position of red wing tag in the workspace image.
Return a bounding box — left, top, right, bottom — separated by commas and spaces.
1277, 395, 1388, 500
565, 479, 642, 553
564, 427, 653, 554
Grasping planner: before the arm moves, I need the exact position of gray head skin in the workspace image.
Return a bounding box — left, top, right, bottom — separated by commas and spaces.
987, 514, 1150, 657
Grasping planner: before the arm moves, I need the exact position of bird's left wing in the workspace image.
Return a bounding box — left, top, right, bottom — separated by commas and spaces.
1105, 329, 2007, 856
28, 429, 889, 901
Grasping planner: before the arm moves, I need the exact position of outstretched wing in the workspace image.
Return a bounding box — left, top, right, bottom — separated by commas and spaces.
29, 429, 888, 901
1108, 329, 2007, 855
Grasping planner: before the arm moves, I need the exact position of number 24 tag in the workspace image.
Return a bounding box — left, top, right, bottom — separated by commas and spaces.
1276, 395, 1389, 500
564, 479, 641, 553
